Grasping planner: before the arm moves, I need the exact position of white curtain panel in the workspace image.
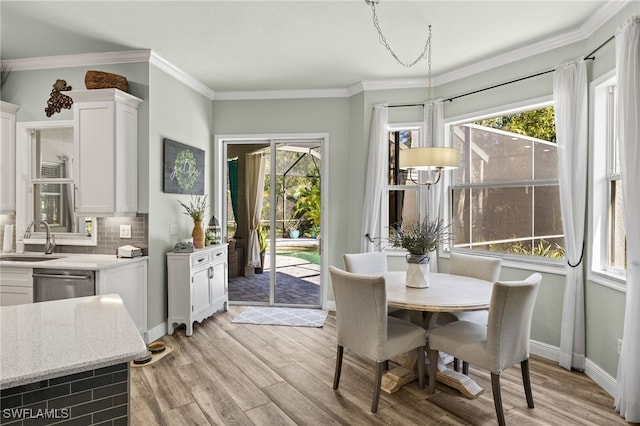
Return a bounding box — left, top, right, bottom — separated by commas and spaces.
361, 104, 388, 252
245, 152, 266, 268
615, 15, 640, 423
422, 100, 444, 272
553, 59, 587, 371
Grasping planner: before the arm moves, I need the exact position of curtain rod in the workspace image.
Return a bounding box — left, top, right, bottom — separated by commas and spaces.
388, 103, 424, 108
444, 35, 615, 103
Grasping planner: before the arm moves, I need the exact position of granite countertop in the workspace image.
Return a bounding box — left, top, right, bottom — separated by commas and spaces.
0, 252, 148, 271
0, 294, 147, 388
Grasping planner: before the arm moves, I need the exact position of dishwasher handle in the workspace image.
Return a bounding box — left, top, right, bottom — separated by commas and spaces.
32, 273, 93, 280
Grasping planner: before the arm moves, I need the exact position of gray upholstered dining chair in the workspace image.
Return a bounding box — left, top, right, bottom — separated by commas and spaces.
447, 252, 503, 373
428, 273, 541, 426
343, 252, 388, 274
343, 252, 408, 320
329, 266, 426, 413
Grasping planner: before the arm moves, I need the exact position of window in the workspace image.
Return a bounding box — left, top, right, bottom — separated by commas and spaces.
384, 125, 422, 245
447, 103, 565, 259
593, 76, 626, 278
16, 122, 97, 246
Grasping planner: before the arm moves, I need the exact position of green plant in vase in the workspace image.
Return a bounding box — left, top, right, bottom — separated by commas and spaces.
389, 217, 452, 288
178, 195, 207, 248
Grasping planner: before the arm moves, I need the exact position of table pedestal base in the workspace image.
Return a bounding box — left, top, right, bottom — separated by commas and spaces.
381, 366, 416, 393
381, 357, 484, 398
436, 368, 484, 398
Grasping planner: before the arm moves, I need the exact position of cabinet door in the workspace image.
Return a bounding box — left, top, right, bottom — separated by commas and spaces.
191, 267, 211, 315
97, 261, 147, 337
210, 262, 226, 303
0, 103, 18, 212
0, 286, 32, 306
75, 101, 116, 214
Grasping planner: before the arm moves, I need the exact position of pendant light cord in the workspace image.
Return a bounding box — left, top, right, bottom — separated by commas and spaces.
367, 0, 432, 68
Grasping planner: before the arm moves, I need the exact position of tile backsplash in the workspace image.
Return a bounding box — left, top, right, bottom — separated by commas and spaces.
20, 214, 148, 255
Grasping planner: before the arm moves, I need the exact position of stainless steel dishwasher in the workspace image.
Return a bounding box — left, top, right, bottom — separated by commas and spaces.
33, 268, 95, 302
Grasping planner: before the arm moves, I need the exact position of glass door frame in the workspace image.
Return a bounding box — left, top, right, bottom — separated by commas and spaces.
214, 133, 328, 309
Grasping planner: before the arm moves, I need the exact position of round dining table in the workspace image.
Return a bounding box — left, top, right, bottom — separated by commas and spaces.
384, 271, 493, 313
381, 271, 494, 398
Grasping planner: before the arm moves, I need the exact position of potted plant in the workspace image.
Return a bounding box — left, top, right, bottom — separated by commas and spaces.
389, 218, 451, 288
286, 219, 300, 239
178, 195, 207, 248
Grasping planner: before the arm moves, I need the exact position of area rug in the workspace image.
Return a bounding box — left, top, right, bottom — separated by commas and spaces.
232, 307, 328, 327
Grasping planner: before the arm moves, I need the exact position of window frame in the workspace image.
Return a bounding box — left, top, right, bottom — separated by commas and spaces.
442, 96, 565, 267
590, 71, 626, 289
16, 120, 98, 247
382, 121, 425, 255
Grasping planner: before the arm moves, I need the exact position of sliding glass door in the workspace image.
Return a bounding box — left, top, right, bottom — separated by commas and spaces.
224, 138, 322, 308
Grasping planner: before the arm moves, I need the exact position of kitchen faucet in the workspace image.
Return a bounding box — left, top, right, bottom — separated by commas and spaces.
24, 220, 56, 254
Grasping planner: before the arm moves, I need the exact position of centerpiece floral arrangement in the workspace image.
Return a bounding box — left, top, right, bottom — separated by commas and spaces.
389, 217, 452, 264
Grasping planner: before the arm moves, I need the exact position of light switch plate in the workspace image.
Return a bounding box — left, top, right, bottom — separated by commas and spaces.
120, 224, 132, 238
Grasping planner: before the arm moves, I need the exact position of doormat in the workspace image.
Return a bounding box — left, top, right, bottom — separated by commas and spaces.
232, 307, 328, 327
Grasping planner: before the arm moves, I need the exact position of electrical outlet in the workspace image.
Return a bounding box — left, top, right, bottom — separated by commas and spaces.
120, 224, 132, 238
618, 339, 623, 355
169, 224, 178, 235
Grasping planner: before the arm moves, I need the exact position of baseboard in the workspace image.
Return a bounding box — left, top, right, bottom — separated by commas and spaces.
530, 339, 617, 397
585, 358, 617, 397
530, 339, 560, 362
146, 322, 168, 344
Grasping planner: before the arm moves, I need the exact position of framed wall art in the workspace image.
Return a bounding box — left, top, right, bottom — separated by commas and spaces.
163, 138, 205, 194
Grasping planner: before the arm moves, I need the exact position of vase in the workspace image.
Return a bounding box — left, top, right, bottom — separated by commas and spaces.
192, 220, 205, 248
289, 230, 300, 239
405, 254, 430, 288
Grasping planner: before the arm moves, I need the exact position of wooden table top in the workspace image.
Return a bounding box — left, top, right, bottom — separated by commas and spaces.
384, 271, 493, 312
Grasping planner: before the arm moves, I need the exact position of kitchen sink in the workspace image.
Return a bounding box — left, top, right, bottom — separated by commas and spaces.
0, 255, 63, 262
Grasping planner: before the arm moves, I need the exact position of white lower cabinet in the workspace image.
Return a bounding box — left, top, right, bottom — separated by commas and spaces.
167, 245, 228, 336
0, 267, 32, 306
96, 260, 148, 341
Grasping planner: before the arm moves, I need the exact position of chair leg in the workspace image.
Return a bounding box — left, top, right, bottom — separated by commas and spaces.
372, 362, 385, 413
491, 372, 506, 426
521, 359, 535, 408
453, 357, 459, 372
333, 345, 343, 390
417, 346, 425, 389
428, 349, 439, 393
462, 361, 469, 375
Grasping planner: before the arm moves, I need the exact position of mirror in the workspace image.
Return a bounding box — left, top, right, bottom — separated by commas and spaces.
17, 121, 96, 245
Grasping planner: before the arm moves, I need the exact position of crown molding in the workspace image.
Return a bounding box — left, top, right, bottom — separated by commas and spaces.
213, 87, 348, 101
0, 49, 216, 100
581, 0, 631, 37
148, 52, 215, 100
1, 50, 152, 71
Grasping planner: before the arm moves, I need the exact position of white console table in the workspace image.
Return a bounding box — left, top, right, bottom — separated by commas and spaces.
167, 244, 228, 336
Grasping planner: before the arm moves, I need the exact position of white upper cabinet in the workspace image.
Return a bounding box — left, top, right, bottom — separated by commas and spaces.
68, 89, 142, 216
1, 102, 19, 213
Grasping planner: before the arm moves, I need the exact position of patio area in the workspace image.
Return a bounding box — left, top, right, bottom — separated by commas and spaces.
228, 239, 321, 306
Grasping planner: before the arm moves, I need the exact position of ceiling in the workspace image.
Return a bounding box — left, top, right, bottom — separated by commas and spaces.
0, 1, 622, 94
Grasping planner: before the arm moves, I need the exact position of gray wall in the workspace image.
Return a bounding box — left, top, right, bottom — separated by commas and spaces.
147, 65, 214, 329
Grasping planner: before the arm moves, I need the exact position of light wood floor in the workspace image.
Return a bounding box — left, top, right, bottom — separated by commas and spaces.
131, 306, 628, 425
